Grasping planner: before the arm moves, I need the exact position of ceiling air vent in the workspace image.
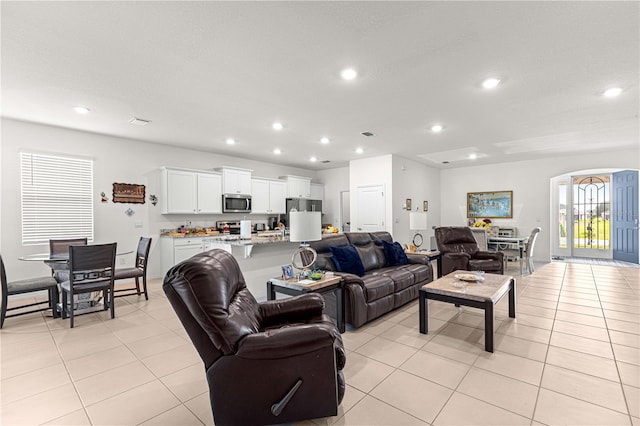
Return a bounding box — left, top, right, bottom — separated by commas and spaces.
128, 117, 151, 126
361, 131, 375, 137
321, 160, 331, 163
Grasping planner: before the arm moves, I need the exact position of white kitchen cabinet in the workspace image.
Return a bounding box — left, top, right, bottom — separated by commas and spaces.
251, 178, 286, 214
161, 167, 222, 214
310, 183, 324, 201
160, 237, 232, 276
281, 175, 312, 198
218, 168, 252, 195
197, 173, 222, 214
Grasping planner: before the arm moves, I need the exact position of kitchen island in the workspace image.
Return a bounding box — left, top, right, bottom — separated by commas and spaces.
160, 233, 299, 299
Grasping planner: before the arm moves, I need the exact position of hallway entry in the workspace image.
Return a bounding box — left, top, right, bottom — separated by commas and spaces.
551, 169, 638, 264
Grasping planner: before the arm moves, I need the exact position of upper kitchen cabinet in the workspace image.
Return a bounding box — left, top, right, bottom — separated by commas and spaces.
251, 178, 286, 214
281, 175, 311, 198
161, 167, 222, 214
310, 183, 324, 201
216, 167, 252, 195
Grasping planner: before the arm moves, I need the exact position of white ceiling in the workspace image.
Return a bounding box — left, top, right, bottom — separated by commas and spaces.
2, 1, 638, 170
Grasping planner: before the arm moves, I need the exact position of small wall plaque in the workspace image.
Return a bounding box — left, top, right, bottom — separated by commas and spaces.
113, 183, 145, 204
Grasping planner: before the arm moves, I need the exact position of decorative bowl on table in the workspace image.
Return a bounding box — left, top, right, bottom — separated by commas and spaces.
310, 271, 324, 281
454, 273, 485, 282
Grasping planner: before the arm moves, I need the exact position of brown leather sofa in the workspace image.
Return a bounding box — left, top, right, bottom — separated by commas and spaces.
163, 249, 346, 425
435, 226, 504, 276
309, 231, 434, 328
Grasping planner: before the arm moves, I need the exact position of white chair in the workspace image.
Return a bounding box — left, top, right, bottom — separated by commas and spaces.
503, 227, 541, 274
524, 227, 541, 273
469, 227, 488, 251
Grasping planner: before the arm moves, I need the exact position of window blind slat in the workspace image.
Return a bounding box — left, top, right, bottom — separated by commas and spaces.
21, 152, 94, 245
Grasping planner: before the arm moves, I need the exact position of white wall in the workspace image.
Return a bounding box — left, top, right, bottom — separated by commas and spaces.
439, 148, 640, 263
1, 118, 324, 280
316, 166, 349, 230
391, 156, 441, 248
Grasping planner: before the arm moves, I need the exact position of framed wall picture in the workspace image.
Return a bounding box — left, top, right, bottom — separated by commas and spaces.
405, 198, 412, 211
467, 190, 513, 218
112, 183, 145, 204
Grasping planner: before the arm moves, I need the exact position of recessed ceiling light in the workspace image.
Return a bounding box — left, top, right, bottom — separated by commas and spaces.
341, 68, 358, 80
320, 137, 330, 144
469, 153, 477, 160
603, 87, 622, 97
482, 78, 501, 89
273, 148, 282, 155
355, 147, 364, 154
310, 156, 317, 162
226, 138, 236, 145
272, 122, 284, 130
430, 124, 444, 133
73, 106, 90, 114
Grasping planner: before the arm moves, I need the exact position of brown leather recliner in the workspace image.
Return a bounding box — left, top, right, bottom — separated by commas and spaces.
435, 226, 504, 276
163, 249, 346, 426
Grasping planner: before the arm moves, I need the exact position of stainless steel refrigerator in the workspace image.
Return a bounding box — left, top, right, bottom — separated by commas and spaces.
285, 198, 322, 227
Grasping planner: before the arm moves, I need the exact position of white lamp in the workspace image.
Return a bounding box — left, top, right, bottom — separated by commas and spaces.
409, 212, 428, 249
289, 211, 322, 274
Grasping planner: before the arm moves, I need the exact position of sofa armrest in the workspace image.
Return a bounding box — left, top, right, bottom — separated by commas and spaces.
406, 253, 432, 265
259, 293, 324, 326
475, 251, 504, 262
442, 252, 471, 273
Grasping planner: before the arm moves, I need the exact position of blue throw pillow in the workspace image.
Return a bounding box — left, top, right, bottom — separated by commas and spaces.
329, 245, 365, 277
382, 240, 409, 266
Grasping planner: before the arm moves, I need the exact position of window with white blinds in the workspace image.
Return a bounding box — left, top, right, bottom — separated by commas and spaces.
21, 152, 94, 245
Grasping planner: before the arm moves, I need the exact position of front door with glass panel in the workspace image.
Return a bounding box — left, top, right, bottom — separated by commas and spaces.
552, 173, 613, 260
572, 175, 611, 259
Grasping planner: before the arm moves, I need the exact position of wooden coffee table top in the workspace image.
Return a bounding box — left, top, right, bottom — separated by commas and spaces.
269, 275, 341, 292
422, 270, 514, 303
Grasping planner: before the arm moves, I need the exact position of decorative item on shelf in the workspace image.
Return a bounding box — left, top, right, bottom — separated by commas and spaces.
149, 194, 158, 206
472, 218, 492, 228
125, 208, 135, 217
409, 211, 428, 248
309, 270, 324, 281
423, 200, 429, 212
100, 192, 108, 203
289, 211, 322, 276
281, 264, 294, 279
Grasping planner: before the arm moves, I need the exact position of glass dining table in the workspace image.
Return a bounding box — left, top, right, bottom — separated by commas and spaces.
19, 250, 133, 314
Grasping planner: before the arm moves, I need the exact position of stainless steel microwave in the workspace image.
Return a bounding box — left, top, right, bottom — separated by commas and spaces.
222, 194, 252, 213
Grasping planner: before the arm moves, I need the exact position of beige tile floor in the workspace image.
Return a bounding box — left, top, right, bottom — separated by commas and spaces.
1, 261, 638, 425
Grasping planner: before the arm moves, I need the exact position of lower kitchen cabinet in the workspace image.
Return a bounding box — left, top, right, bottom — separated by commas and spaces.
160, 237, 231, 276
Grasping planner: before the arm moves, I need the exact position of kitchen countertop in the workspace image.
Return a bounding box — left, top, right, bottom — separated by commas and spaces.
160, 233, 293, 246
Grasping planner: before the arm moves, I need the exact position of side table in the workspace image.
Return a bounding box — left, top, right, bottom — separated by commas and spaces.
406, 250, 442, 278
267, 275, 345, 333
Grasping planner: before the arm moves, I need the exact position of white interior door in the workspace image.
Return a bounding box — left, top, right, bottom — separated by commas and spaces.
355, 185, 385, 232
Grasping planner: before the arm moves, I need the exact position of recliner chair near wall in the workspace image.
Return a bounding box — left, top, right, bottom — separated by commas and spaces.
163, 249, 346, 426
435, 226, 504, 276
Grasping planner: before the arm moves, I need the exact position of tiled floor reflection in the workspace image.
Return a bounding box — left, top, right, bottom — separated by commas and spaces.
1, 261, 638, 425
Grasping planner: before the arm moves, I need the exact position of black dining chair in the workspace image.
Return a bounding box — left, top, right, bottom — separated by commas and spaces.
61, 243, 116, 328
113, 237, 152, 300
47, 238, 88, 282
1, 254, 60, 328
